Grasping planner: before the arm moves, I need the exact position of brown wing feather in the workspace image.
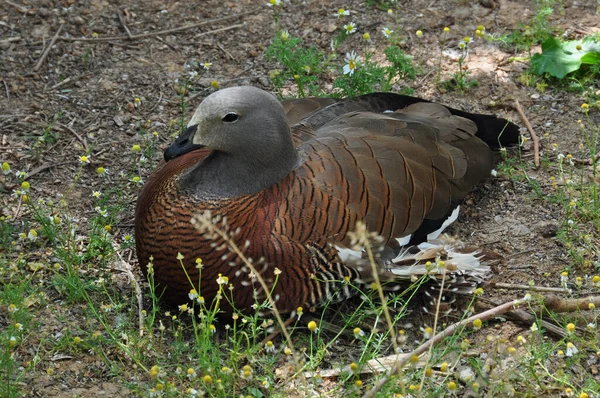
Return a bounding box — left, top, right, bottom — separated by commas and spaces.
282, 97, 339, 126
279, 103, 493, 245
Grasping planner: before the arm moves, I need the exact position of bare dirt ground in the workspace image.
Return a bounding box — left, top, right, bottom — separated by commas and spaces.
1, 0, 599, 396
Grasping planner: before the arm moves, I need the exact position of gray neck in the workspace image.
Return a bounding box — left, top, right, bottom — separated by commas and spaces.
179, 149, 299, 199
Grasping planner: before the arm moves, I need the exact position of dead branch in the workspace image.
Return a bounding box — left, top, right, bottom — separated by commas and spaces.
489, 282, 570, 293
544, 295, 600, 313
194, 24, 246, 39
304, 352, 418, 379
504, 308, 568, 337
153, 36, 178, 52
363, 299, 525, 398
147, 91, 163, 113
514, 99, 540, 168
44, 73, 93, 91
572, 153, 600, 166
2, 79, 9, 101
27, 161, 71, 178
34, 24, 64, 71
5, 0, 35, 14
475, 301, 568, 338
117, 8, 133, 39
0, 37, 22, 45
365, 293, 600, 396
217, 43, 234, 60
14, 194, 24, 219
53, 122, 88, 151
55, 13, 249, 43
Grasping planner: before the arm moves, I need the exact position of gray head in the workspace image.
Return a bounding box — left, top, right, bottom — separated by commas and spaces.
167, 86, 300, 197
189, 86, 292, 156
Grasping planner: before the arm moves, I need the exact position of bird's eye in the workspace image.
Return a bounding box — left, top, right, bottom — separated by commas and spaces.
222, 112, 239, 123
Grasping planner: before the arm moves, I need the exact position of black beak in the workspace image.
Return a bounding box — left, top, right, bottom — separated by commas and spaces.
164, 125, 204, 161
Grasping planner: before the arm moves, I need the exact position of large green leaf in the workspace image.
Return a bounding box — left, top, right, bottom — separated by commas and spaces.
581, 51, 600, 65
530, 36, 600, 78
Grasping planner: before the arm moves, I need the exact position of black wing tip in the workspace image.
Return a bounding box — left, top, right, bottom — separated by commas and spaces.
301, 92, 521, 149
476, 117, 521, 149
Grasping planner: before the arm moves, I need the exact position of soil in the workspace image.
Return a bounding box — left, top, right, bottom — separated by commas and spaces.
1, 0, 599, 396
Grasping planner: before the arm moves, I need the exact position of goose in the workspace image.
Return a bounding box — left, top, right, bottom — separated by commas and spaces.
135, 86, 519, 313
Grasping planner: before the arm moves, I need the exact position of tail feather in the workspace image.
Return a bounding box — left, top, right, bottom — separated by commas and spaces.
337, 234, 498, 296
380, 235, 492, 295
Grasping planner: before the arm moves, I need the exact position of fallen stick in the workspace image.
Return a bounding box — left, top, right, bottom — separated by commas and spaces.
52, 122, 88, 151
572, 153, 600, 165
217, 42, 234, 60
476, 302, 568, 338
44, 73, 93, 91
0, 37, 22, 45
544, 295, 600, 313
514, 99, 540, 167
363, 298, 525, 398
117, 9, 133, 39
27, 161, 71, 178
5, 0, 35, 14
2, 80, 8, 101
34, 24, 64, 71
305, 300, 571, 380
364, 293, 600, 397
489, 282, 570, 293
55, 13, 249, 42
304, 352, 419, 379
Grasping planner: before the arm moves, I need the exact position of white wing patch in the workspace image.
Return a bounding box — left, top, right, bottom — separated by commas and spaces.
427, 206, 460, 240
395, 234, 412, 247
387, 234, 490, 294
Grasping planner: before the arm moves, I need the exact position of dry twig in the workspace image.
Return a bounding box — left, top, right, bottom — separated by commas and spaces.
364, 293, 600, 396
45, 73, 93, 91
544, 295, 600, 313
572, 153, 600, 166
363, 299, 526, 398
217, 43, 234, 60
476, 301, 568, 338
2, 79, 9, 101
55, 14, 248, 42
5, 0, 35, 14
489, 282, 570, 293
117, 8, 133, 39
304, 352, 418, 378
514, 99, 540, 167
34, 24, 64, 71
27, 161, 71, 178
0, 36, 21, 45
53, 122, 88, 151
153, 36, 178, 52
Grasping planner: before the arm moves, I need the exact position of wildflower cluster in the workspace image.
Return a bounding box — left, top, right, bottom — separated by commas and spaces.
266, 5, 417, 98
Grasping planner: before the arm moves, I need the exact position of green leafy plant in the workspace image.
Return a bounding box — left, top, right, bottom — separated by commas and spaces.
265, 32, 327, 97
266, 29, 416, 99
440, 37, 478, 92
493, 0, 562, 51
530, 36, 600, 79
334, 47, 416, 97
